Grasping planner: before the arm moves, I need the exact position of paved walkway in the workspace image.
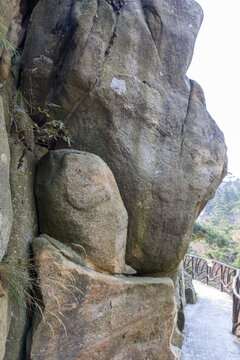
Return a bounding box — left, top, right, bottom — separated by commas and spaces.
182, 280, 240, 360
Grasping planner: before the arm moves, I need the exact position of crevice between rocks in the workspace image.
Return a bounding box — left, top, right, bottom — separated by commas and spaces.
105, 0, 126, 15
49, 0, 99, 108
105, 25, 117, 56
64, 0, 128, 124
24, 245, 45, 360
17, 148, 26, 169
104, 1, 126, 57
141, 1, 164, 62
180, 79, 193, 156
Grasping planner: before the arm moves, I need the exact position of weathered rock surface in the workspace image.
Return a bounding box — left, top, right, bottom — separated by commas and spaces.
3, 294, 28, 360
0, 1, 20, 44
8, 140, 38, 258
172, 326, 184, 354
22, 0, 227, 274
0, 0, 24, 83
0, 19, 24, 83
35, 149, 133, 274
175, 262, 186, 312
13, 107, 35, 152
0, 96, 12, 261
174, 262, 186, 333
184, 271, 196, 304
2, 140, 38, 360
0, 0, 229, 359
0, 283, 9, 360
31, 235, 179, 360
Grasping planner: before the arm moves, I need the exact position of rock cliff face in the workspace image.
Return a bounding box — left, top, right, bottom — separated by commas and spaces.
30, 235, 177, 360
0, 0, 227, 359
21, 0, 227, 273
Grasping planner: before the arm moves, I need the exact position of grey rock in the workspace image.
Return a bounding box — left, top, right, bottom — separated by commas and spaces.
0, 0, 20, 49
21, 0, 227, 274
184, 271, 196, 304
8, 140, 38, 258
0, 20, 24, 83
172, 325, 184, 350
35, 149, 134, 274
0, 96, 12, 261
30, 235, 179, 360
177, 309, 185, 332
13, 107, 35, 152
0, 0, 23, 82
174, 262, 186, 337
0, 284, 9, 360
3, 140, 38, 360
175, 261, 186, 312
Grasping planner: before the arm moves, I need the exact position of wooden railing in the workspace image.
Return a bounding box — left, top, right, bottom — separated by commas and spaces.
184, 254, 240, 337
232, 268, 240, 336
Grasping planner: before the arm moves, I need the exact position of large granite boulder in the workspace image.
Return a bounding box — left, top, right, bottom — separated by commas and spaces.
0, 97, 12, 261
35, 149, 133, 274
21, 0, 227, 274
30, 235, 179, 360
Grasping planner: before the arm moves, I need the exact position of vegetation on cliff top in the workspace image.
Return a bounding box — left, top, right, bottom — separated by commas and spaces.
189, 174, 240, 268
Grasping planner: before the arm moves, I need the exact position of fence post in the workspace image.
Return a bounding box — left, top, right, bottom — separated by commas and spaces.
220, 265, 224, 292
232, 270, 237, 333
206, 263, 209, 285
192, 257, 194, 279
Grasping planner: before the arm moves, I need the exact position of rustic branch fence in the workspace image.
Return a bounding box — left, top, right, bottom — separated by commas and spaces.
184, 254, 240, 337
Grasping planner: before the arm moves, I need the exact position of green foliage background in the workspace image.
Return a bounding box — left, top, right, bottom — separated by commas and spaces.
190, 174, 240, 268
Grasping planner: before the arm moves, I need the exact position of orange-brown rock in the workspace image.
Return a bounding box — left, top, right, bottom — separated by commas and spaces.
30, 235, 179, 360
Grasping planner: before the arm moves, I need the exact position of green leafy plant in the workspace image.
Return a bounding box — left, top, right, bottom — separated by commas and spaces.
233, 245, 240, 269
192, 222, 230, 248
35, 106, 72, 147
190, 177, 240, 266
10, 91, 71, 149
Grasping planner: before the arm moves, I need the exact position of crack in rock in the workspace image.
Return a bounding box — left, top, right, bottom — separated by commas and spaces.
105, 0, 126, 15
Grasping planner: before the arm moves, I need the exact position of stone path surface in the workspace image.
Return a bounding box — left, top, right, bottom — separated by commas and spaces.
181, 280, 240, 360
